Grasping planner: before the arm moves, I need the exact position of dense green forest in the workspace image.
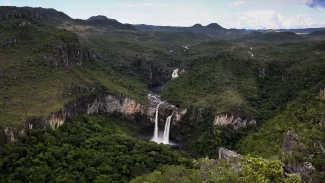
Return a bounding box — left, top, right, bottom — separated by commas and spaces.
0, 114, 306, 183
0, 115, 192, 182
131, 157, 302, 183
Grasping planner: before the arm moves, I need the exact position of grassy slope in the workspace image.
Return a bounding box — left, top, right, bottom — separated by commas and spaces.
0, 18, 148, 126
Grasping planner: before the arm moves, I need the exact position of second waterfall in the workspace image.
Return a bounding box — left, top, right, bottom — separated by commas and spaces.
151, 101, 174, 145
163, 112, 174, 144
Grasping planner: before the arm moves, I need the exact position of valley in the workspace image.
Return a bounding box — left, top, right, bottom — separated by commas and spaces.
0, 5, 325, 183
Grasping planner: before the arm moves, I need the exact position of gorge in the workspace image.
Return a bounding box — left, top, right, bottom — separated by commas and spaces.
1, 5, 325, 183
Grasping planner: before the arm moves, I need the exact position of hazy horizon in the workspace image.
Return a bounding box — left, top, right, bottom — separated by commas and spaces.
1, 0, 325, 29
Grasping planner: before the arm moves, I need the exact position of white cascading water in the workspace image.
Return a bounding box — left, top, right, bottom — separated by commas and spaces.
152, 102, 163, 142
163, 112, 175, 144
149, 94, 177, 145
172, 69, 179, 79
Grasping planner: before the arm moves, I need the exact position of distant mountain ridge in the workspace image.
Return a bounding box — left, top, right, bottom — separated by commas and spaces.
134, 23, 237, 37
0, 6, 137, 31
1, 6, 324, 37
84, 15, 137, 30
87, 15, 118, 22
0, 6, 72, 25
206, 23, 224, 29
135, 23, 225, 29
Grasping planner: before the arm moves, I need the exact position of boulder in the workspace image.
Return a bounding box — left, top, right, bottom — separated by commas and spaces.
219, 147, 244, 161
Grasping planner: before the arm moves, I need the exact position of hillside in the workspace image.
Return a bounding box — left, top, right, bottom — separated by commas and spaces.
0, 6, 215, 127
0, 13, 148, 126
238, 31, 303, 42
308, 30, 325, 37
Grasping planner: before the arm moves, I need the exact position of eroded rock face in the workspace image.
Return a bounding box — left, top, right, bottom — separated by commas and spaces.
175, 108, 188, 122
0, 93, 177, 145
282, 130, 303, 153
214, 114, 256, 129
48, 111, 66, 129
219, 147, 244, 161
4, 128, 15, 142
282, 130, 316, 182
50, 34, 100, 68
1, 126, 27, 144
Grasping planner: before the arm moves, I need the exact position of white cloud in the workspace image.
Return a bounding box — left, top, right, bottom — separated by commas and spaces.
321, 20, 325, 25
4, 4, 10, 6
231, 10, 324, 29
116, 3, 168, 8
229, 0, 245, 6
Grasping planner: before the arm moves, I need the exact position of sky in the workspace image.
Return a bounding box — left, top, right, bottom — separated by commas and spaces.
1, 0, 325, 29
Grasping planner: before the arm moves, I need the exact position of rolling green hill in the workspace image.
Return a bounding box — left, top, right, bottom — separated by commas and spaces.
308, 30, 325, 36
238, 31, 303, 42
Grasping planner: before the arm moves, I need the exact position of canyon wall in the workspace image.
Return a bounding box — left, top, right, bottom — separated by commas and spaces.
0, 93, 176, 145
214, 114, 256, 129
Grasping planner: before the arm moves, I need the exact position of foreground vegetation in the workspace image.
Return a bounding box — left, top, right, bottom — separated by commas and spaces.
131, 157, 302, 183
0, 115, 192, 182
0, 114, 305, 183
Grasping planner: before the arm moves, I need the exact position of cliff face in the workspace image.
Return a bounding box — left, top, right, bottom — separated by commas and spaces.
48, 33, 101, 68
0, 94, 177, 145
282, 130, 316, 182
214, 114, 256, 129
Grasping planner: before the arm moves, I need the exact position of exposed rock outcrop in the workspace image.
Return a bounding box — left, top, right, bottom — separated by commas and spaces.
175, 108, 188, 122
50, 34, 100, 68
214, 114, 256, 129
282, 130, 304, 153
282, 130, 316, 182
218, 148, 244, 170
219, 147, 244, 161
0, 93, 175, 145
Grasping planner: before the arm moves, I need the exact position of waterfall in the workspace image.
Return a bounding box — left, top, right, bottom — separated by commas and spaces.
163, 112, 174, 144
152, 102, 163, 142
172, 69, 179, 79
150, 100, 176, 145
